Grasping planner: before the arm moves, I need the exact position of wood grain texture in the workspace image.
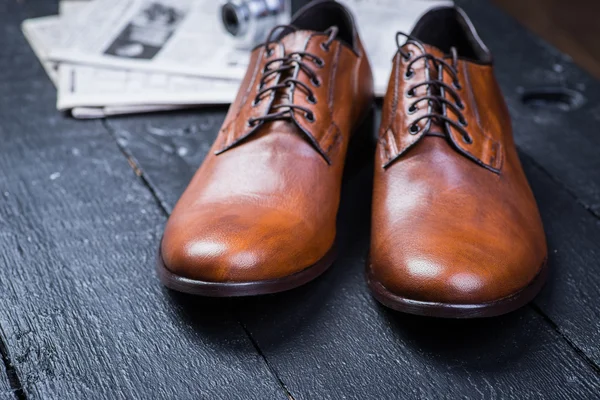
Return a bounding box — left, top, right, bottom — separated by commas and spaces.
0, 363, 13, 400
239, 161, 600, 400
103, 1, 600, 397
105, 109, 600, 399
524, 154, 600, 365
0, 1, 287, 399
458, 0, 600, 218
456, 0, 600, 367
5, 0, 598, 398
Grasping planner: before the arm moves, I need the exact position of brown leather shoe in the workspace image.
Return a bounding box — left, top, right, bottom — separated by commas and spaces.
158, 0, 374, 296
368, 7, 547, 317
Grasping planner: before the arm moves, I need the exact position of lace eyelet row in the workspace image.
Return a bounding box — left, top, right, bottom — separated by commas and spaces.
247, 32, 335, 128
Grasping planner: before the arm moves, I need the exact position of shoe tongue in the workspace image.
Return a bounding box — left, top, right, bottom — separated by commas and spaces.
268, 28, 330, 114
277, 28, 317, 52
402, 41, 448, 137
260, 29, 323, 137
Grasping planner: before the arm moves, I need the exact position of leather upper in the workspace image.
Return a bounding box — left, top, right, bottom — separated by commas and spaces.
370, 9, 547, 304
161, 1, 374, 283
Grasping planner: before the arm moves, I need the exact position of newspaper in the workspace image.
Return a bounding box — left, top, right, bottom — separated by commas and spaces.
22, 15, 65, 85
57, 64, 238, 110
71, 104, 196, 119
59, 0, 92, 16
49, 0, 451, 97
22, 0, 240, 118
49, 0, 249, 80
23, 0, 452, 118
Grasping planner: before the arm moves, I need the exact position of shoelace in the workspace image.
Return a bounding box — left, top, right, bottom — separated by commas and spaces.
247, 25, 339, 127
396, 32, 472, 144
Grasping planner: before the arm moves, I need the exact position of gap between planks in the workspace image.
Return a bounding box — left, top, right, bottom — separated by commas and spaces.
0, 327, 27, 400
100, 118, 297, 399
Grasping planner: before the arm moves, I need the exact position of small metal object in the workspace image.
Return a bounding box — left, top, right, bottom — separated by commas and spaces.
221, 0, 291, 49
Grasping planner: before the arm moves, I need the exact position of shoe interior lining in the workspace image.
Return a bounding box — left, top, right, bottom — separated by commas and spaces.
288, 1, 356, 50
410, 7, 491, 63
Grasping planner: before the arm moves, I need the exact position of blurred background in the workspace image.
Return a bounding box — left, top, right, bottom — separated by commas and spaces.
495, 0, 600, 79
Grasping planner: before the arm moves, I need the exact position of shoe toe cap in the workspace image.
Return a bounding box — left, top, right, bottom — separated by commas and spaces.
369, 233, 546, 305
160, 204, 333, 283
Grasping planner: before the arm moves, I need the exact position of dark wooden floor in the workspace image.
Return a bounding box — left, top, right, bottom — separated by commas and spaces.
1, 0, 600, 399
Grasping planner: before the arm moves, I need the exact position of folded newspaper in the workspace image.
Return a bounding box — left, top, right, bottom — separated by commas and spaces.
22, 0, 452, 119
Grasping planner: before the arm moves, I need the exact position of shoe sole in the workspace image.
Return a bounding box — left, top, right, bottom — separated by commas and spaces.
157, 244, 336, 297
366, 260, 548, 318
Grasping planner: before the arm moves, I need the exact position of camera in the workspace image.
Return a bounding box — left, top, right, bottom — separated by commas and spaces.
220, 0, 291, 48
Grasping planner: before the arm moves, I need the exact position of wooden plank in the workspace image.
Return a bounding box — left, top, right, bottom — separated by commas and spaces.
241, 160, 600, 399
107, 104, 600, 396
456, 0, 600, 368
523, 155, 600, 365
0, 358, 13, 400
0, 2, 287, 399
458, 0, 600, 217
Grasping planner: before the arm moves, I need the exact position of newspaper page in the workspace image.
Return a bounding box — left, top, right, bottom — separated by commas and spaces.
24, 0, 452, 118
22, 0, 241, 118
57, 64, 239, 110
50, 0, 452, 97
59, 0, 92, 16
22, 16, 66, 85
71, 104, 196, 119
50, 0, 250, 80
21, 0, 91, 85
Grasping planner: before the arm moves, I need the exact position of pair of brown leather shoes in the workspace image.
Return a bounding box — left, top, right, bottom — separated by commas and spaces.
157, 1, 547, 318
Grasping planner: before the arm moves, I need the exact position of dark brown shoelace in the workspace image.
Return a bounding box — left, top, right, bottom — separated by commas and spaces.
247, 25, 339, 127
396, 32, 472, 144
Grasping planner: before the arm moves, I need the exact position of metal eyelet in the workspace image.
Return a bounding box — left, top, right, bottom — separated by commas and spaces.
409, 124, 420, 134
307, 95, 317, 104
251, 98, 260, 107
311, 77, 321, 87
459, 116, 468, 127
402, 51, 413, 62
405, 88, 415, 98
320, 43, 330, 52
305, 112, 315, 122
457, 100, 465, 110
462, 135, 473, 144
315, 58, 325, 68
247, 119, 256, 127
453, 80, 462, 90
265, 47, 274, 58
407, 105, 417, 115
405, 69, 414, 80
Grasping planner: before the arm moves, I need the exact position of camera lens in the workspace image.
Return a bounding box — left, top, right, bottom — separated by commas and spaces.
222, 4, 242, 36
